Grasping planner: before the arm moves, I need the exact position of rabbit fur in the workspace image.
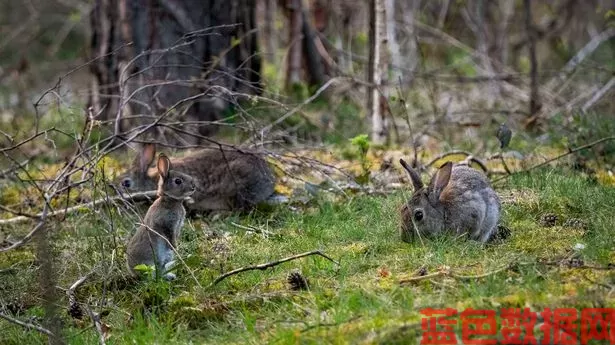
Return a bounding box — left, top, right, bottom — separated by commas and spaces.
116, 143, 276, 212
399, 159, 500, 243
126, 153, 196, 280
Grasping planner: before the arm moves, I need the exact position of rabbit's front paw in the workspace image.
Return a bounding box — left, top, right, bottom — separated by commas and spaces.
163, 272, 177, 281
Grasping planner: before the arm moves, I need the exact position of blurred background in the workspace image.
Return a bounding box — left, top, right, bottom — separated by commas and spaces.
0, 0, 614, 171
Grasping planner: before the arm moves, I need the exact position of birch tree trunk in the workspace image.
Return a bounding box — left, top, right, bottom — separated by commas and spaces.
385, 0, 401, 83
368, 0, 388, 145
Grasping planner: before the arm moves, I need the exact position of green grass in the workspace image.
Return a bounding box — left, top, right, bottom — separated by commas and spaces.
1, 168, 614, 344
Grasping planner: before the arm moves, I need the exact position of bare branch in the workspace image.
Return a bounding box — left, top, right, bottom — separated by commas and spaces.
0, 311, 55, 337
492, 136, 615, 183
209, 250, 339, 287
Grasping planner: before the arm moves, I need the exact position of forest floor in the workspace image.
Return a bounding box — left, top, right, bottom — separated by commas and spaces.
1, 147, 614, 344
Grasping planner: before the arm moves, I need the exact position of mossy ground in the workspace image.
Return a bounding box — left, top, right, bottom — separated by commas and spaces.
1, 166, 614, 344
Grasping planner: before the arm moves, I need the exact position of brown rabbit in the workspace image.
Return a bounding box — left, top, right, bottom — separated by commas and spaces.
116, 143, 276, 212
399, 159, 501, 243
125, 153, 196, 280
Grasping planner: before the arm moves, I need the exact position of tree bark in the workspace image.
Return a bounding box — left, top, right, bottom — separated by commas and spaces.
368, 0, 388, 146
89, 0, 262, 144
262, 0, 277, 64
525, 0, 541, 117
285, 0, 303, 89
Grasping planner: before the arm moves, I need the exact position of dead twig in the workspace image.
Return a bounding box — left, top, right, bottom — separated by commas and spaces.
85, 305, 106, 345
581, 76, 615, 113
0, 311, 55, 337
424, 151, 489, 173
0, 191, 158, 226
67, 270, 96, 321
492, 136, 615, 183
230, 222, 276, 237
209, 250, 339, 287
425, 150, 473, 168
399, 264, 512, 285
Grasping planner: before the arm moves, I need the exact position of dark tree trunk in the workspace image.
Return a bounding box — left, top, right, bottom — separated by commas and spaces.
284, 0, 303, 89
281, 0, 328, 92
89, 0, 261, 145
524, 0, 541, 118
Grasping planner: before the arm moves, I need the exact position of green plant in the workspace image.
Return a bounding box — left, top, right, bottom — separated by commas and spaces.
350, 134, 371, 185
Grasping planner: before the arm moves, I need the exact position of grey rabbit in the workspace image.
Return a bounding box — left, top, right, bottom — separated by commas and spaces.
116, 143, 276, 212
125, 153, 196, 280
399, 159, 500, 243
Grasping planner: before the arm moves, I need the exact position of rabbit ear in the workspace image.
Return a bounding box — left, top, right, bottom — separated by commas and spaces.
399, 158, 423, 190
431, 161, 453, 200
157, 154, 171, 180
139, 143, 156, 174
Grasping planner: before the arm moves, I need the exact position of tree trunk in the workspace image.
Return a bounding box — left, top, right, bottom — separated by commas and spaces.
89, 0, 261, 145
262, 0, 277, 64
386, 0, 401, 82
525, 0, 541, 117
285, 0, 303, 89
368, 0, 388, 145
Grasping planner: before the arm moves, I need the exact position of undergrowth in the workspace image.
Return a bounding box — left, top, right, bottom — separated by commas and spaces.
1, 168, 614, 344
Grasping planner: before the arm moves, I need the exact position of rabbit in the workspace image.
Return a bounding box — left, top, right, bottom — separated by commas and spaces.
116, 143, 276, 213
398, 158, 500, 243
125, 153, 196, 280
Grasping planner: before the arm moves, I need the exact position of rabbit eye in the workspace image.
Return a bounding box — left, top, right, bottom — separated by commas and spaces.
414, 209, 424, 221
121, 179, 132, 188
174, 178, 183, 185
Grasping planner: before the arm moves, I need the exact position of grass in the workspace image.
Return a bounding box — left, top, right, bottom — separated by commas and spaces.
1, 168, 614, 344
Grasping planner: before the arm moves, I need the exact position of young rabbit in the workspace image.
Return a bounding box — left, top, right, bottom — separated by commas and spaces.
116, 143, 275, 212
125, 153, 196, 280
399, 159, 500, 243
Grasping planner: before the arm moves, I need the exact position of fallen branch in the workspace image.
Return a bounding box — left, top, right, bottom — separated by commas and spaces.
399, 264, 512, 285
85, 305, 106, 345
492, 136, 615, 183
581, 76, 615, 113
230, 222, 276, 237
425, 150, 489, 173
0, 190, 158, 226
67, 270, 96, 320
400, 259, 615, 286
425, 150, 472, 168
0, 311, 55, 337
546, 27, 615, 90
209, 250, 339, 287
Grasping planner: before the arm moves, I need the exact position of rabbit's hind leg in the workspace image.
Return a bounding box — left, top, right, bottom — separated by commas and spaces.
478, 204, 499, 243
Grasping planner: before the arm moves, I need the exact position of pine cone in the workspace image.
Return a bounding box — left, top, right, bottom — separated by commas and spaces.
539, 213, 558, 227
563, 218, 588, 230
287, 270, 309, 291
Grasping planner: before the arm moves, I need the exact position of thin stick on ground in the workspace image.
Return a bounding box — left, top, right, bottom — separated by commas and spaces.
209, 250, 339, 287
67, 269, 96, 320
0, 312, 55, 337
85, 305, 106, 345
492, 136, 615, 183
230, 222, 276, 237
399, 264, 512, 285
